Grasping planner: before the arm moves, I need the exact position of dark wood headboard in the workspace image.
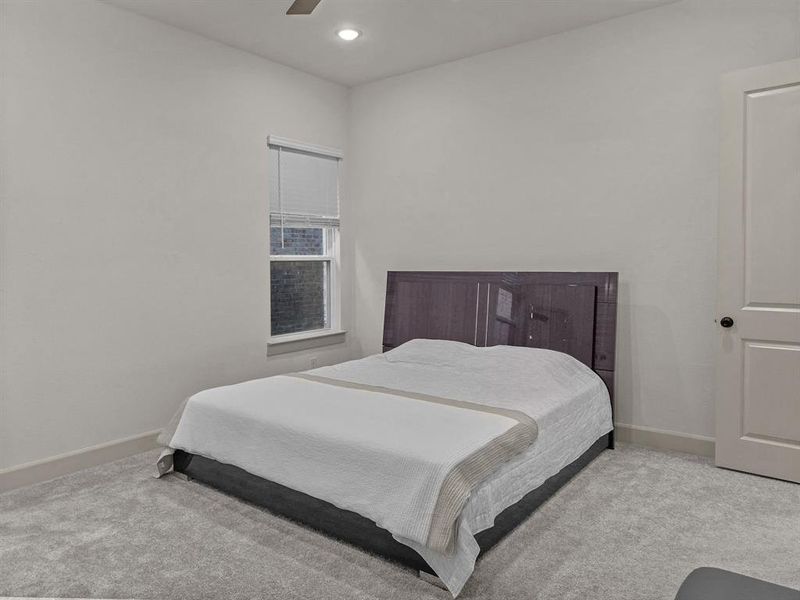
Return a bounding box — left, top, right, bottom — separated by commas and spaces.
382, 271, 618, 439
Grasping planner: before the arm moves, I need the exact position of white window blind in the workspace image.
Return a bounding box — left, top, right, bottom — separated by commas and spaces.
269, 139, 340, 229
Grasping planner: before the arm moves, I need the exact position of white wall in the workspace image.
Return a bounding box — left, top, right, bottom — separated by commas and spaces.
0, 0, 354, 469
347, 0, 800, 439
2, 0, 799, 473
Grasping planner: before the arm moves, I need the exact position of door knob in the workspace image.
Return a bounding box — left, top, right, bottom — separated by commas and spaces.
719, 316, 734, 328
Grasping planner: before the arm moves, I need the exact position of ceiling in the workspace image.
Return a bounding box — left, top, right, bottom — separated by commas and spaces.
104, 0, 676, 87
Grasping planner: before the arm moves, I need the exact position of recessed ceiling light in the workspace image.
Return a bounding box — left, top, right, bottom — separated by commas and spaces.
337, 28, 361, 41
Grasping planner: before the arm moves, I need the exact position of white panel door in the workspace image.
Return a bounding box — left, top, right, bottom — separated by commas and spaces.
716, 58, 800, 483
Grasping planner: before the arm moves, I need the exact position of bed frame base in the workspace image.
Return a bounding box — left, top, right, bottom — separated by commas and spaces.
170, 470, 191, 482
173, 432, 610, 575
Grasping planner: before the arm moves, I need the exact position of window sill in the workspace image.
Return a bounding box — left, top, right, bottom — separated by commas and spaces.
267, 329, 347, 356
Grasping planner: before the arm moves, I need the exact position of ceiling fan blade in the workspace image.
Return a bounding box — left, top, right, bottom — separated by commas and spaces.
286, 0, 322, 15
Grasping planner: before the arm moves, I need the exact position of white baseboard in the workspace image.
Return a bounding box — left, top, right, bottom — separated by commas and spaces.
615, 423, 715, 458
0, 430, 161, 493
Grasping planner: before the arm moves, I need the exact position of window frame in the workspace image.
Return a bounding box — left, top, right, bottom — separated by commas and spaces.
266, 136, 345, 350
268, 225, 340, 340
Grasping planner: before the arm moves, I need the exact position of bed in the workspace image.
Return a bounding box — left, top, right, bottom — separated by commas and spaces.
157, 271, 618, 596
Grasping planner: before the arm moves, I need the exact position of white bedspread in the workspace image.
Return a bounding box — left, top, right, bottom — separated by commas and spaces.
164, 340, 611, 597
310, 340, 612, 596
166, 355, 535, 553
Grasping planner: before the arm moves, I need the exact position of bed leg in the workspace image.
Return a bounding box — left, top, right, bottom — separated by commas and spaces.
418, 570, 448, 591
608, 430, 615, 449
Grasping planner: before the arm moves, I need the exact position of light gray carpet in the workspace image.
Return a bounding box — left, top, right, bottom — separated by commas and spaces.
1, 444, 798, 600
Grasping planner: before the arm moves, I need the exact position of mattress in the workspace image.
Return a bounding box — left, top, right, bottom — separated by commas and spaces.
160, 339, 612, 596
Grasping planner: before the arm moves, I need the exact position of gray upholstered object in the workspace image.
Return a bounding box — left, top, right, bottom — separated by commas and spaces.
676, 568, 800, 600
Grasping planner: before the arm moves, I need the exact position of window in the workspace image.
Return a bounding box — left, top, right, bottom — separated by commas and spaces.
268, 136, 341, 340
